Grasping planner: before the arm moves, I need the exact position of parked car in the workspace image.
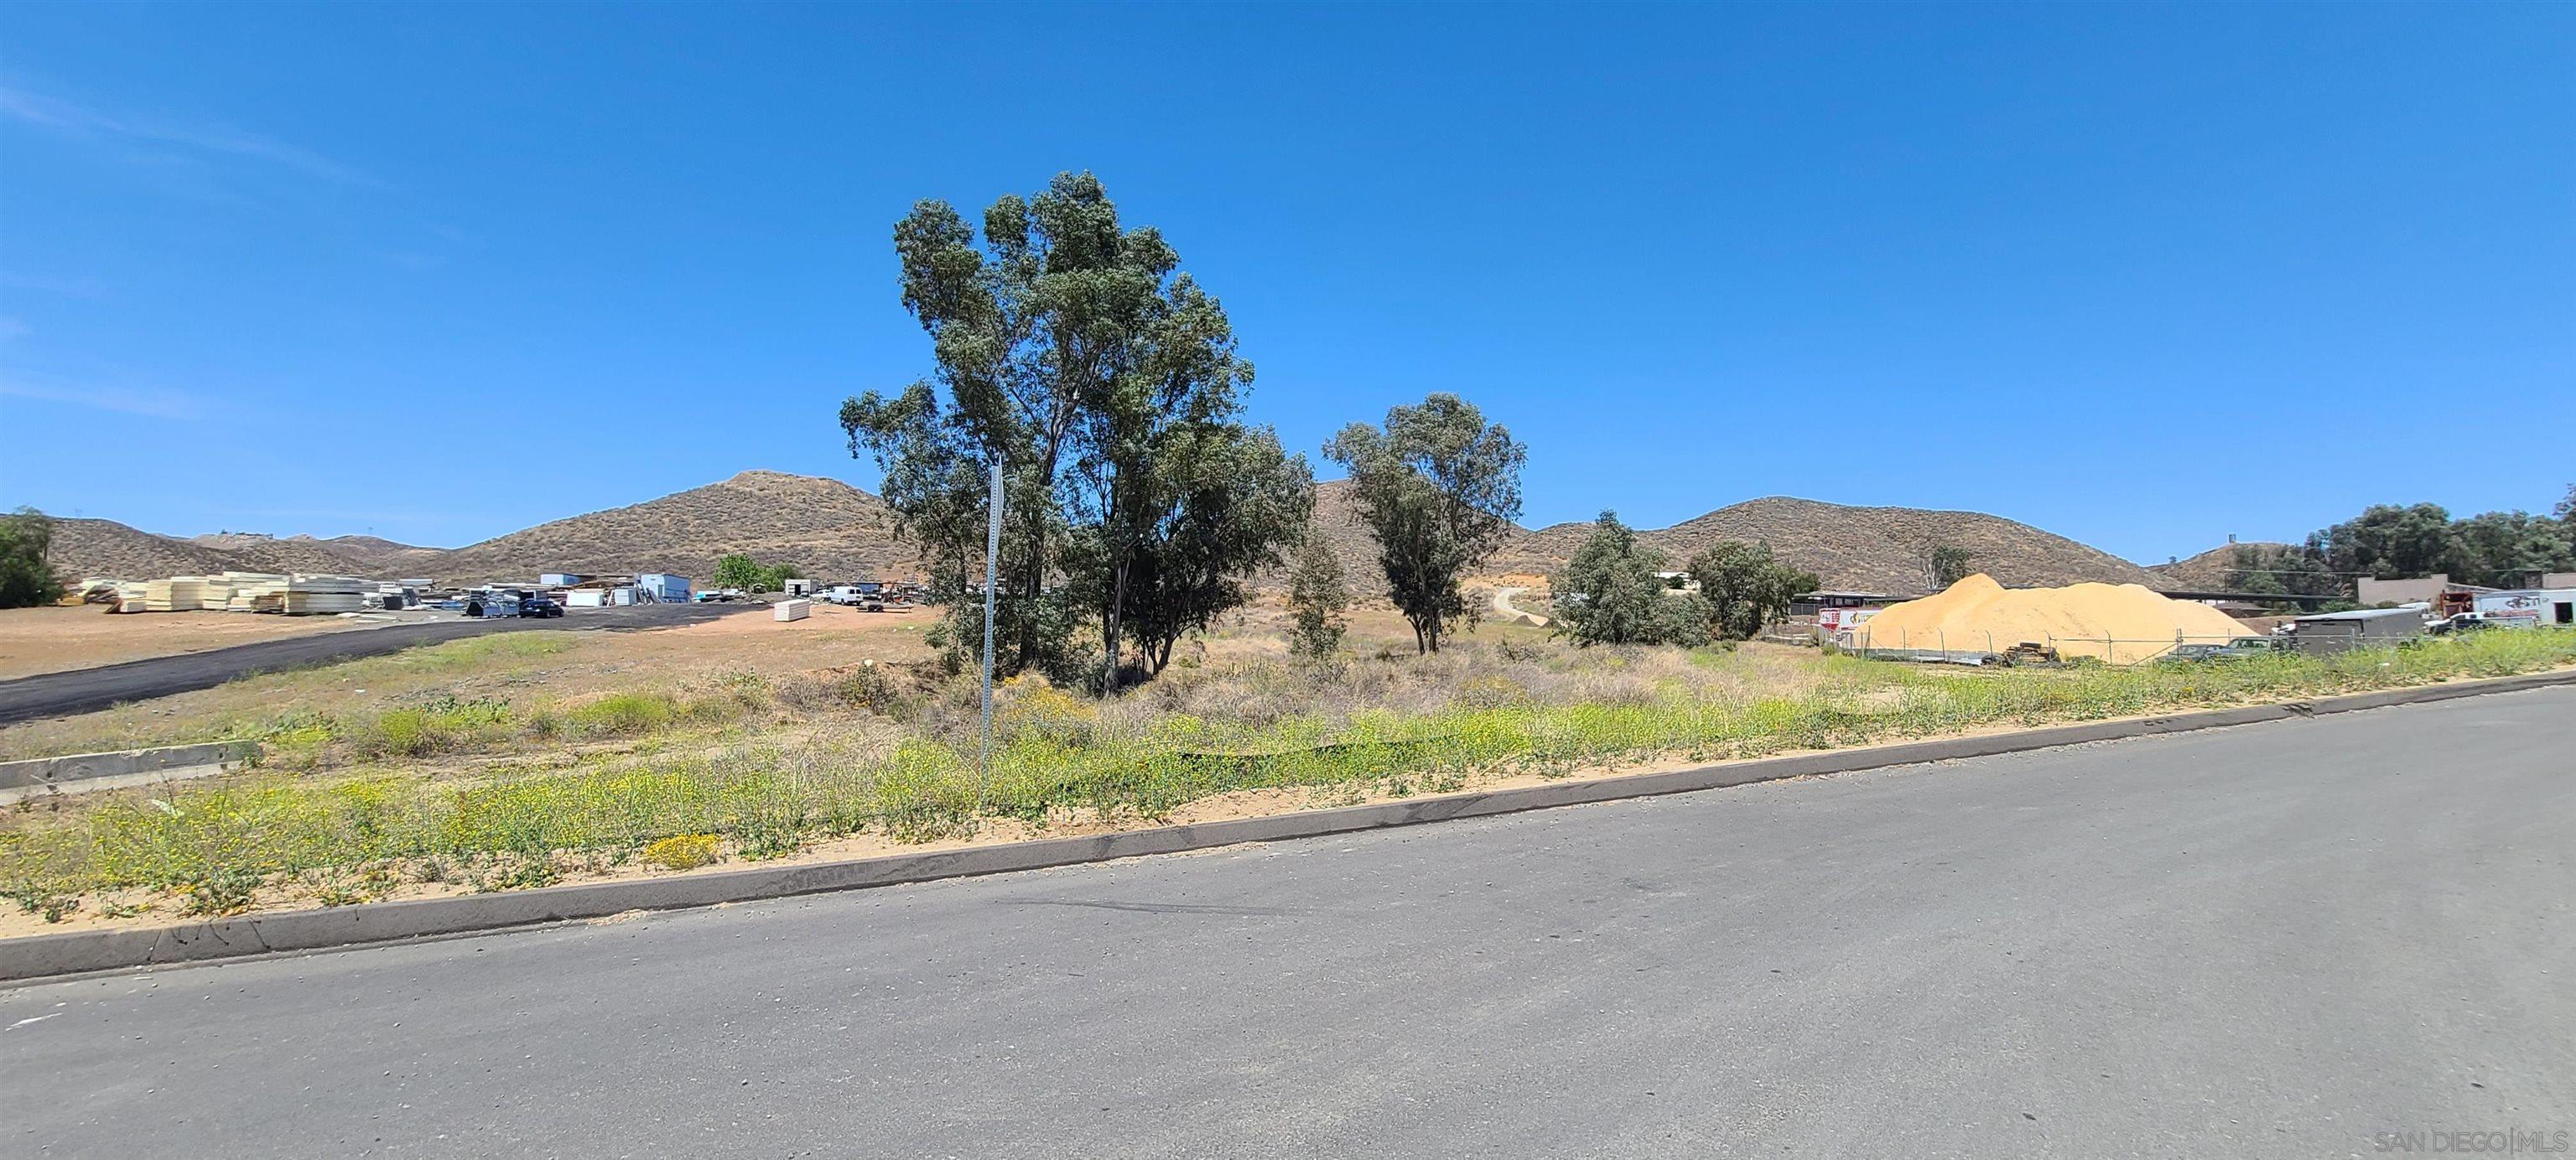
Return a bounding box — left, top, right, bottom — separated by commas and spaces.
517, 591, 564, 618
2161, 637, 2291, 663
2428, 611, 2492, 636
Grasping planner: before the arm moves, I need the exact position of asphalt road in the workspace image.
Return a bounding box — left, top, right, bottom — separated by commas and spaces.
0, 603, 747, 726
5, 689, 2570, 1158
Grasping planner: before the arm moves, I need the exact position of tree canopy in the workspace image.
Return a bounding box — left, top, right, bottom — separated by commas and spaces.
1550, 512, 1701, 647
0, 508, 64, 610
841, 172, 1310, 689
2205, 486, 2576, 601
1285, 538, 1350, 658
712, 554, 802, 593
1325, 393, 1526, 654
1687, 540, 1819, 641
1914, 538, 1975, 591
2301, 498, 2575, 588
2305, 503, 2457, 581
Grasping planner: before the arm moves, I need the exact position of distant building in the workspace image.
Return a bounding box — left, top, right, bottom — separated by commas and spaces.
2472, 589, 2576, 629
635, 573, 691, 602
2355, 575, 2483, 606
1790, 591, 1903, 616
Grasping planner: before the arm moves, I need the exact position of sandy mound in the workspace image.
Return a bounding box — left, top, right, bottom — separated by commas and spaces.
1852, 574, 2248, 664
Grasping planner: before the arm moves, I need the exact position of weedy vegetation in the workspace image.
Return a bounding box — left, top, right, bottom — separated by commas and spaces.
3, 625, 2571, 924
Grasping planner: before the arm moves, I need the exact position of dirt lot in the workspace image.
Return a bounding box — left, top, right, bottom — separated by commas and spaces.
0, 601, 938, 760
0, 605, 391, 680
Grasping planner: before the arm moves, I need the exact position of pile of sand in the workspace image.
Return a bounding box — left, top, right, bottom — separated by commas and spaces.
1851, 574, 2249, 664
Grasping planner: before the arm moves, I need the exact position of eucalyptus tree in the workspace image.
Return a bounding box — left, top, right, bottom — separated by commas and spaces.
1325, 393, 1526, 654
1553, 512, 1700, 646
1686, 540, 1818, 641
842, 172, 1308, 686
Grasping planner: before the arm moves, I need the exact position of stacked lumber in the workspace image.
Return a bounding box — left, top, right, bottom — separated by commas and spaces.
278, 575, 366, 616
204, 572, 289, 612
117, 571, 371, 615
138, 577, 210, 612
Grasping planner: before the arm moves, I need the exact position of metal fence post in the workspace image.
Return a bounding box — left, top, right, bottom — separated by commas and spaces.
979, 461, 1003, 810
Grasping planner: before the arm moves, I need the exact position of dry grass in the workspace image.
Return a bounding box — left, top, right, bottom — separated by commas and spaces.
3, 605, 2570, 934
0, 602, 937, 762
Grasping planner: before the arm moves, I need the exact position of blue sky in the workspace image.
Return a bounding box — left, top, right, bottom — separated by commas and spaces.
3, 3, 2568, 563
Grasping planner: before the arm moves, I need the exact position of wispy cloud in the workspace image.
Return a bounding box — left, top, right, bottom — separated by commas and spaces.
0, 86, 385, 189
0, 377, 198, 419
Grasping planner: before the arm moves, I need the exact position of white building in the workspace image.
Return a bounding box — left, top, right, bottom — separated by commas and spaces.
2472, 589, 2576, 629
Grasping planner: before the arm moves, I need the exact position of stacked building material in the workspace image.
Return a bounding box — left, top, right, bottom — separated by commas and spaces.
112, 581, 150, 611
138, 577, 209, 612
202, 572, 288, 612
278, 575, 367, 616
220, 574, 292, 611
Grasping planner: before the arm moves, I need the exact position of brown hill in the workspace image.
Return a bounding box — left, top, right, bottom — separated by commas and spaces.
47, 518, 242, 582
1637, 497, 2169, 594
1307, 483, 2168, 596
2147, 543, 2294, 590
35, 472, 911, 587
44, 522, 424, 582
314, 535, 438, 573
182, 533, 412, 575
41, 471, 2161, 599
189, 533, 433, 575
425, 471, 915, 584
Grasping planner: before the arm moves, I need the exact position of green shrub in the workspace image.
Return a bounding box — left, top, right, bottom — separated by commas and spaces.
568, 693, 677, 737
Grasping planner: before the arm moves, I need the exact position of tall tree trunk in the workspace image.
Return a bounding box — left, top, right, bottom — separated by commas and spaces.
1102, 557, 1130, 694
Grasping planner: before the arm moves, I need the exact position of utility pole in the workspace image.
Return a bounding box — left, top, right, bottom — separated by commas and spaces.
977, 460, 1003, 808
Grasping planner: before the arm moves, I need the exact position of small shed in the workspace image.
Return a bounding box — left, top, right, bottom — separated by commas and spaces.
2293, 606, 2426, 653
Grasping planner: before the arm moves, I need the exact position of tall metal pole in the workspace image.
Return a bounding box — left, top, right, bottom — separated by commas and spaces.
978, 460, 1003, 808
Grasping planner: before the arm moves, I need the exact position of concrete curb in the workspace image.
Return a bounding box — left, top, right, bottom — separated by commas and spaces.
5, 668, 2570, 983
0, 741, 261, 803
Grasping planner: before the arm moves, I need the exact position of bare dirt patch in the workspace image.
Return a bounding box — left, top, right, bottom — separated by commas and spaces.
0, 603, 937, 761
0, 606, 386, 681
